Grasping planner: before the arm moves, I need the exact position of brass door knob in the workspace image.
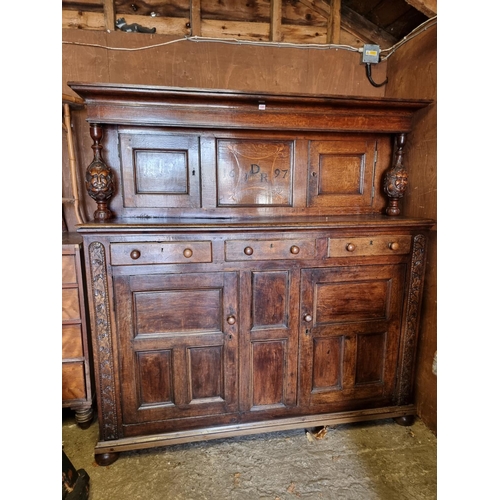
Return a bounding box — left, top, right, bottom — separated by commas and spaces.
183, 248, 193, 258
304, 314, 313, 322
227, 315, 236, 325
130, 249, 141, 260
346, 243, 356, 252
290, 245, 300, 254
244, 246, 254, 255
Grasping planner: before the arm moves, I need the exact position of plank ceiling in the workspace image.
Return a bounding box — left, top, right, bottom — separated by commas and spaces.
62, 0, 437, 50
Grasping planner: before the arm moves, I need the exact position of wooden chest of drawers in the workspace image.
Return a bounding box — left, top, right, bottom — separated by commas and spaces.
62, 232, 94, 428
70, 82, 433, 465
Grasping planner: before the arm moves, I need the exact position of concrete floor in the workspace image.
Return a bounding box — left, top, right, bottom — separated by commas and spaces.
62, 411, 437, 500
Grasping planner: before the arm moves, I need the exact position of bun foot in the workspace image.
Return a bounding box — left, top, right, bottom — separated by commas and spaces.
95, 452, 120, 466
394, 415, 415, 426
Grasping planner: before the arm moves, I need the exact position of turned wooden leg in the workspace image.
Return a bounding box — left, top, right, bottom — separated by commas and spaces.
394, 414, 415, 426
75, 407, 94, 429
95, 452, 120, 466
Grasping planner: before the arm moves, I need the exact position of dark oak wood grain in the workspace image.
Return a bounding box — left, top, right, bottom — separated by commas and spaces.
72, 83, 433, 465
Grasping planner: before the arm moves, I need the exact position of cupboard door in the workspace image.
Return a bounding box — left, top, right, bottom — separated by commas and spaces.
240, 270, 299, 411
307, 137, 377, 211
115, 272, 238, 424
299, 265, 405, 407
118, 132, 201, 208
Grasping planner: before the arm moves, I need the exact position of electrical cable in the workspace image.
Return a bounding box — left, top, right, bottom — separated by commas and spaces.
62, 16, 436, 58
380, 16, 437, 60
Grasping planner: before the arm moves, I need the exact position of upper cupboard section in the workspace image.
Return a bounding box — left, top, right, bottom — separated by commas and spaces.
111, 127, 389, 217
69, 82, 431, 219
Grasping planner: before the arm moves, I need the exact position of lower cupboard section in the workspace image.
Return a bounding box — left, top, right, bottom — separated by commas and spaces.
82, 228, 430, 465
112, 264, 407, 438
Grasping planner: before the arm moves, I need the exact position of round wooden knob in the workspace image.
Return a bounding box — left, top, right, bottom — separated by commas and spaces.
346, 243, 356, 252
227, 315, 236, 325
290, 245, 300, 255
304, 314, 313, 322
130, 249, 141, 260
389, 242, 400, 251
183, 248, 193, 258
244, 246, 254, 255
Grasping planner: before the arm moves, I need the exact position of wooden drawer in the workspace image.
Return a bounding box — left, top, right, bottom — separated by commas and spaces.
62, 254, 77, 284
62, 288, 82, 321
62, 362, 87, 400
328, 235, 412, 257
110, 241, 213, 265
63, 324, 84, 359
225, 238, 316, 261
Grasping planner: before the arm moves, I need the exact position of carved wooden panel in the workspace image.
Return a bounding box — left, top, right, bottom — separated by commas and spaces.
216, 139, 293, 206
115, 272, 238, 425
300, 265, 404, 406
307, 138, 377, 211
119, 132, 201, 208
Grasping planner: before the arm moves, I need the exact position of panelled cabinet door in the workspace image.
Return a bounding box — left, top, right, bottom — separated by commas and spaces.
114, 272, 238, 424
299, 265, 405, 407
307, 137, 378, 212
239, 269, 300, 412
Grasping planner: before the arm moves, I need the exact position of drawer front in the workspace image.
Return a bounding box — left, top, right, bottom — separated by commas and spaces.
62, 362, 87, 401
62, 254, 77, 284
62, 288, 81, 321
328, 235, 412, 257
62, 324, 83, 359
110, 241, 212, 265
225, 239, 316, 261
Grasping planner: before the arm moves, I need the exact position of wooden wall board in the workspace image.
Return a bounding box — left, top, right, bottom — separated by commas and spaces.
385, 24, 437, 434
62, 29, 385, 97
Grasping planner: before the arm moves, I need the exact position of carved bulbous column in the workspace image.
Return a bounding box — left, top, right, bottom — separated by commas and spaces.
384, 133, 409, 216
86, 123, 114, 221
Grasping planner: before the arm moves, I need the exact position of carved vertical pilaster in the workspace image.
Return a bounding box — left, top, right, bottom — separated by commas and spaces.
88, 241, 119, 440
397, 234, 427, 405
86, 124, 114, 221
384, 133, 409, 216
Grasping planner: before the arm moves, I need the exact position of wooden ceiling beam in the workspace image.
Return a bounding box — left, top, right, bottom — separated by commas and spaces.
270, 0, 282, 41
190, 0, 201, 36
404, 0, 437, 17
340, 4, 398, 47
327, 0, 341, 44
103, 0, 115, 31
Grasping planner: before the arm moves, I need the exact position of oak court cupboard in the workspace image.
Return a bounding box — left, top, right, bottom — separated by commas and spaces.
69, 82, 433, 466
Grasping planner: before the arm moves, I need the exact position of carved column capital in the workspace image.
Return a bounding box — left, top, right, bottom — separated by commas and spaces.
86, 123, 114, 221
